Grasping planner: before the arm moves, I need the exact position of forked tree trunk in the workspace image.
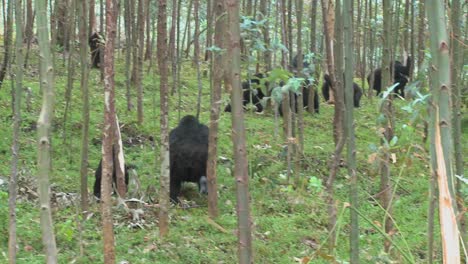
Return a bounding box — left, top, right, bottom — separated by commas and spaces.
8, 0, 24, 261
226, 0, 253, 262
426, 1, 461, 262
157, 0, 170, 237
101, 0, 119, 262
36, 0, 58, 262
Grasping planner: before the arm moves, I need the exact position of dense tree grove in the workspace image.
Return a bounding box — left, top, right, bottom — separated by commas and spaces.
0, 0, 466, 263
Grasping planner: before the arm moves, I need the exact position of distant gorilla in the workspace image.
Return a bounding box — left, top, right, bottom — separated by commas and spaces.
169, 115, 209, 202
89, 32, 105, 68
322, 74, 363, 108
278, 79, 319, 116
224, 73, 266, 113
94, 147, 129, 199
292, 54, 310, 69
367, 56, 412, 97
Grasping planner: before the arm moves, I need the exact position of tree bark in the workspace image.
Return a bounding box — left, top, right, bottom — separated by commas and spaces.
124, 0, 133, 111
36, 0, 58, 262
194, 0, 202, 119
344, 1, 359, 263
207, 0, 225, 219
426, 1, 461, 262
101, 0, 119, 262
78, 0, 90, 213
0, 0, 12, 89
8, 0, 24, 261
136, 0, 145, 124
226, 0, 253, 262
157, 0, 170, 237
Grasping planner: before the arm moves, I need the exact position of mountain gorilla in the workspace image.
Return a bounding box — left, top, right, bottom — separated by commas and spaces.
278, 78, 319, 116
89, 32, 105, 68
322, 74, 363, 108
169, 115, 209, 203
94, 146, 130, 199
367, 56, 412, 97
224, 73, 266, 113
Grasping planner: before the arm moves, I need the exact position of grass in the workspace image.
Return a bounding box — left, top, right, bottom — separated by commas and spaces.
0, 47, 466, 263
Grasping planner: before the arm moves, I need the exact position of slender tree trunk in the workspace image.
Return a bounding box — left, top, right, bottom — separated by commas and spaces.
367, 0, 375, 99
8, 0, 24, 261
184, 0, 193, 57
78, 0, 90, 213
0, 0, 12, 89
23, 0, 34, 68
226, 0, 253, 262
157, 0, 170, 237
450, 0, 466, 249
168, 0, 177, 92
89, 0, 96, 34
194, 0, 202, 119
101, 0, 119, 262
207, 0, 225, 219
36, 0, 58, 262
380, 0, 394, 253
204, 0, 212, 61
344, 1, 359, 263
426, 1, 461, 263
259, 0, 271, 71
307, 0, 319, 114
294, 0, 304, 189
417, 0, 425, 69
287, 0, 293, 67
144, 0, 152, 60
136, 0, 145, 124
124, 0, 133, 111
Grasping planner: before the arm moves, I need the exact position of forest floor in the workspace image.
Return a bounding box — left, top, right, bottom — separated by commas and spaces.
0, 50, 466, 264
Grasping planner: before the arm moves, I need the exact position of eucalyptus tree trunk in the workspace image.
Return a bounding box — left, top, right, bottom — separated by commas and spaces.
89, 0, 97, 34
78, 0, 90, 213
204, 0, 212, 61
287, 0, 293, 66
194, 0, 202, 119
144, 0, 152, 60
0, 0, 12, 89
367, 0, 375, 98
307, 0, 319, 114
294, 0, 304, 188
450, 0, 466, 248
380, 0, 394, 254
343, 1, 359, 263
259, 0, 271, 70
226, 0, 253, 262
8, 0, 24, 261
207, 0, 225, 219
63, 0, 77, 155
157, 0, 170, 237
23, 0, 34, 68
360, 0, 368, 89
169, 0, 178, 93
101, 0, 119, 262
36, 0, 58, 262
417, 0, 425, 69
136, 0, 145, 124
355, 0, 362, 76
426, 1, 461, 263
124, 0, 133, 111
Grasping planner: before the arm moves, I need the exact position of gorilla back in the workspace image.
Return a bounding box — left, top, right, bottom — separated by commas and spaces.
169, 115, 209, 202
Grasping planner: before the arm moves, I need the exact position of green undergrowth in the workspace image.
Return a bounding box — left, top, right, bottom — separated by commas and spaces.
0, 49, 466, 263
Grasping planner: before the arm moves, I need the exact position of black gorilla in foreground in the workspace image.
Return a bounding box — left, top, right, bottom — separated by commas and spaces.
169, 115, 209, 202
322, 74, 363, 108
367, 56, 412, 97
89, 32, 105, 68
224, 73, 266, 113
278, 79, 319, 116
94, 147, 129, 199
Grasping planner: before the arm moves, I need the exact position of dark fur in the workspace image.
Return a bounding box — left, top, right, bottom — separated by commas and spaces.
367, 57, 412, 97
93, 148, 129, 199
89, 32, 105, 68
224, 73, 266, 113
169, 115, 209, 202
322, 74, 363, 108
278, 79, 319, 116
